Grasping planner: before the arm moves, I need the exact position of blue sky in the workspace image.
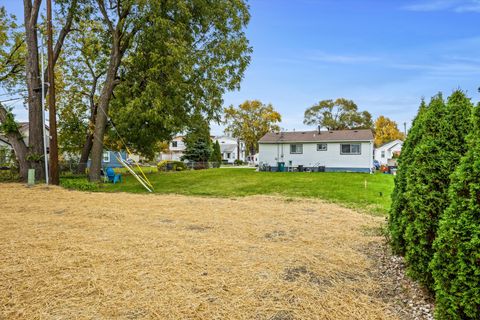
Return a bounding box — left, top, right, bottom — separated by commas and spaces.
3, 0, 480, 134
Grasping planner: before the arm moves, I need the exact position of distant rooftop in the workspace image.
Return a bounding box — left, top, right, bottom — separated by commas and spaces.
259, 129, 374, 143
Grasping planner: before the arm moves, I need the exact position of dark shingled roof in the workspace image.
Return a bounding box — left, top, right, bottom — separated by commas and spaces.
259, 129, 374, 143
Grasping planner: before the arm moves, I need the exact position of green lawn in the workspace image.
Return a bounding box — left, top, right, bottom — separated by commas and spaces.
62, 168, 394, 215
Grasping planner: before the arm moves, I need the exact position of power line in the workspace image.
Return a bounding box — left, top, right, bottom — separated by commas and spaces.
0, 89, 28, 97
0, 97, 24, 104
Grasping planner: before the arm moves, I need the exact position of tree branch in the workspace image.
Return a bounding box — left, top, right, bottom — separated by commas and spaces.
52, 0, 78, 65
30, 0, 42, 28
97, 0, 114, 33
43, 0, 79, 90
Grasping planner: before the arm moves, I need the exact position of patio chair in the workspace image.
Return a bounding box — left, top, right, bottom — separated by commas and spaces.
106, 167, 122, 184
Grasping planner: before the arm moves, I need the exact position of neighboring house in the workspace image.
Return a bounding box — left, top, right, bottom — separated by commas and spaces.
0, 122, 49, 166
374, 139, 403, 166
159, 135, 246, 163
246, 153, 259, 166
159, 136, 186, 161
213, 136, 246, 164
87, 150, 128, 169
258, 129, 374, 172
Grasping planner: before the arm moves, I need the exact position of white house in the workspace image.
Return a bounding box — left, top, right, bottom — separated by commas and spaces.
159, 135, 186, 161
246, 153, 259, 166
159, 135, 246, 163
258, 129, 374, 172
374, 139, 403, 166
213, 136, 246, 164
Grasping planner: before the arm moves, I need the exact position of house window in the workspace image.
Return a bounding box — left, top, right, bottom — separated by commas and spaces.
102, 151, 110, 162
381, 150, 385, 158
171, 141, 178, 148
290, 144, 303, 154
317, 143, 327, 151
340, 144, 361, 155
226, 152, 231, 159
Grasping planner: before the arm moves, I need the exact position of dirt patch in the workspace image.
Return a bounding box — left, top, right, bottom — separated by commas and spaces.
360, 241, 435, 320
185, 224, 211, 232
0, 184, 419, 319
265, 230, 290, 241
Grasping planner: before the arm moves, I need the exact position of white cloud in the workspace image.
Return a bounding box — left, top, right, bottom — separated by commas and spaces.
403, 0, 458, 11
402, 0, 480, 12
307, 51, 379, 64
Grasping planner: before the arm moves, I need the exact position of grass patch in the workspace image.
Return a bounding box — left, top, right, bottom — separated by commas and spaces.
60, 178, 100, 191
62, 168, 394, 215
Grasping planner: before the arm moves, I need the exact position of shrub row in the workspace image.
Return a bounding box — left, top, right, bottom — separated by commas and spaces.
60, 178, 99, 191
388, 90, 479, 319
157, 160, 187, 171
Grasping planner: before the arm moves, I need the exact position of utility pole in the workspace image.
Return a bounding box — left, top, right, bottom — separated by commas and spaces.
40, 34, 49, 184
403, 122, 407, 137
47, 0, 59, 185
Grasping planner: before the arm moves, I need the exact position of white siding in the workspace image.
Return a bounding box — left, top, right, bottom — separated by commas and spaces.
374, 141, 403, 165
259, 141, 373, 170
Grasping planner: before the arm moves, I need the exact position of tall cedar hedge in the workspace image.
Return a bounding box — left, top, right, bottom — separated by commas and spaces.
210, 140, 222, 163
389, 90, 474, 299
403, 91, 472, 289
430, 104, 480, 319
388, 100, 428, 254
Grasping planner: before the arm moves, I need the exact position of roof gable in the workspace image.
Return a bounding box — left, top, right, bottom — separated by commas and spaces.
377, 139, 404, 150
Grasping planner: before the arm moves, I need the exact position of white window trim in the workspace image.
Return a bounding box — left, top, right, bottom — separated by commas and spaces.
340, 143, 361, 155
103, 151, 110, 162
290, 144, 303, 154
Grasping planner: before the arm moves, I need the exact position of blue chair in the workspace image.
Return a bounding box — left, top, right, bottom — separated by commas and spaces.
106, 167, 122, 184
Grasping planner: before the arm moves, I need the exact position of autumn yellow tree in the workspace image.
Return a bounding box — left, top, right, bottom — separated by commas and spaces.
374, 116, 405, 146
224, 100, 281, 155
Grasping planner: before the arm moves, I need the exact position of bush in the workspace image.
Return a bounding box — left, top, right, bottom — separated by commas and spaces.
430, 104, 480, 320
234, 159, 246, 165
157, 160, 187, 172
388, 99, 428, 254
0, 169, 20, 182
403, 92, 472, 289
210, 140, 222, 163
61, 178, 99, 191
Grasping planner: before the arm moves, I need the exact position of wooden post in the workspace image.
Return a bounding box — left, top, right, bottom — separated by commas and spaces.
47, 0, 59, 185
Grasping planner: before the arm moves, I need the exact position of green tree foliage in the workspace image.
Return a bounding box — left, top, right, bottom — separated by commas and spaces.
109, 0, 251, 159
394, 91, 473, 289
374, 115, 405, 147
303, 98, 373, 130
57, 17, 109, 158
210, 140, 222, 164
181, 114, 212, 163
388, 100, 428, 254
0, 6, 24, 86
224, 100, 281, 155
430, 104, 480, 320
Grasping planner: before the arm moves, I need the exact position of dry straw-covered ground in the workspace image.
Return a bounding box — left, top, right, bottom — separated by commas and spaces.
1, 184, 400, 319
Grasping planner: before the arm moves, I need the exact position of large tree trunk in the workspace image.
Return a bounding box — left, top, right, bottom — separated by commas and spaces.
0, 106, 29, 180
77, 70, 100, 175
24, 0, 45, 181
77, 133, 93, 174
88, 37, 121, 182
0, 1, 78, 183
